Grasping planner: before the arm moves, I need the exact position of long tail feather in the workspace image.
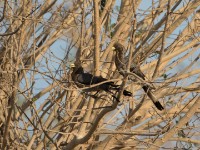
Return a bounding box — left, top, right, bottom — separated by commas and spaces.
142, 86, 164, 111
123, 90, 132, 96
110, 87, 132, 97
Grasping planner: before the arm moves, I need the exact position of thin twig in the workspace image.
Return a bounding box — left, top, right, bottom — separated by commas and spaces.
0, 4, 41, 36
152, 0, 171, 79
148, 94, 200, 149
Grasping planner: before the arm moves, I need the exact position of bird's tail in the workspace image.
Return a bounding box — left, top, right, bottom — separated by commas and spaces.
123, 90, 132, 96
142, 86, 164, 111
107, 82, 132, 97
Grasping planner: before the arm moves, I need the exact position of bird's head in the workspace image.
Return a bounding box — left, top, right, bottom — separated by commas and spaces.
70, 63, 75, 68
112, 42, 124, 52
70, 63, 84, 74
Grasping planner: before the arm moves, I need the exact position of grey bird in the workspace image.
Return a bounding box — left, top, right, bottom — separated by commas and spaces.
112, 43, 164, 110
70, 64, 132, 101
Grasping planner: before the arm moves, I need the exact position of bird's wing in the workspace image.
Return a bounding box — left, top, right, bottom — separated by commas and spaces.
116, 57, 126, 69
115, 55, 127, 76
76, 73, 109, 85
76, 73, 95, 85
142, 86, 164, 111
130, 65, 145, 80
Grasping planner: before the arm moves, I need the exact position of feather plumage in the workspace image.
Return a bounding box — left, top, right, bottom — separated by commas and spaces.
113, 43, 164, 110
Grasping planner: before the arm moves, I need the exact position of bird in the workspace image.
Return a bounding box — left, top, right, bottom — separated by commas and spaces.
70, 64, 132, 101
112, 42, 164, 110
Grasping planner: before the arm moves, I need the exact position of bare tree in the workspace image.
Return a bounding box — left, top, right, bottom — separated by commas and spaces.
0, 0, 200, 149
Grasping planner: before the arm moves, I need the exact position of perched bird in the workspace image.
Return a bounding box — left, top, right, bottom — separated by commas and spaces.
112, 43, 164, 110
70, 64, 132, 101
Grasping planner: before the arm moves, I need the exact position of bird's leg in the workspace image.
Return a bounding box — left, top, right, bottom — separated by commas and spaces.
81, 92, 98, 99
93, 91, 100, 97
89, 91, 107, 100
106, 90, 120, 102
82, 91, 111, 101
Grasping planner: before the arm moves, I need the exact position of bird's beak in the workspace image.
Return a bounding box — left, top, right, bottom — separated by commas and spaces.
112, 46, 116, 51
